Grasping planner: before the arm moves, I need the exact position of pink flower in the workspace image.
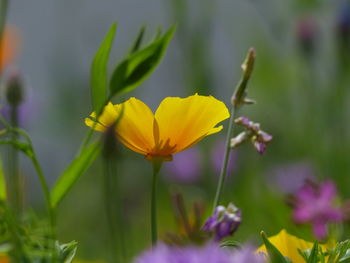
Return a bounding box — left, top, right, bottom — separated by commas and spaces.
293, 180, 343, 240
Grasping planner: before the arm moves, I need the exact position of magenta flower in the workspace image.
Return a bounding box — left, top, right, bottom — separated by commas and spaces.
293, 180, 343, 240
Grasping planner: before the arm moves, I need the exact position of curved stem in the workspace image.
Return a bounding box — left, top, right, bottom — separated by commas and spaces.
213, 106, 237, 210
151, 159, 162, 246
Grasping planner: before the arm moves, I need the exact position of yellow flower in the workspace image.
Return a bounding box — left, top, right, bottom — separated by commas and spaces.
258, 229, 334, 263
85, 94, 229, 161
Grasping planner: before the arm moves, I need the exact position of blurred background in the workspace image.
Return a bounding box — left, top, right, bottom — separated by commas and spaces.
3, 0, 350, 261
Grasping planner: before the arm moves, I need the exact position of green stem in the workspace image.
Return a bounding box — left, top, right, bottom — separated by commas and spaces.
103, 156, 125, 263
151, 160, 162, 246
213, 105, 237, 210
30, 155, 57, 262
9, 106, 22, 215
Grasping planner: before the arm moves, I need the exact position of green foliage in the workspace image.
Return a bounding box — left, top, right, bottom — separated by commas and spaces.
129, 25, 146, 55
220, 239, 242, 248
110, 25, 176, 95
90, 23, 117, 111
56, 240, 78, 263
50, 141, 101, 208
0, 159, 6, 201
260, 231, 289, 263
298, 240, 350, 263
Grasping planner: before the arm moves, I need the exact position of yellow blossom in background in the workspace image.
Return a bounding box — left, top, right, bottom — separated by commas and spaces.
0, 254, 9, 263
258, 229, 334, 263
85, 94, 230, 161
0, 26, 19, 72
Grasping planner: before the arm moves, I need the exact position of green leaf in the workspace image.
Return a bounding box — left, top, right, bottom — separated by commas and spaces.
0, 139, 33, 158
50, 141, 101, 208
56, 241, 78, 263
220, 239, 242, 248
261, 231, 289, 263
129, 25, 146, 54
90, 23, 117, 111
307, 242, 319, 263
110, 24, 176, 95
0, 159, 6, 201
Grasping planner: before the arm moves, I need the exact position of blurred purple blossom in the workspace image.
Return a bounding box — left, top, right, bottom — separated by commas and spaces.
337, 1, 350, 43
211, 140, 236, 176
296, 16, 318, 56
202, 203, 241, 242
271, 162, 316, 194
0, 101, 33, 128
165, 147, 202, 183
293, 180, 343, 240
135, 242, 264, 263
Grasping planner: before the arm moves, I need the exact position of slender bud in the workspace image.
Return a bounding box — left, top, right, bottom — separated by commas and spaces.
5, 70, 24, 108
241, 48, 256, 81
231, 48, 256, 106
230, 131, 249, 148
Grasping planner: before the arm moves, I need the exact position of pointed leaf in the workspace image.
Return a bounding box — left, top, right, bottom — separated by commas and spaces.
90, 23, 117, 111
51, 141, 101, 208
129, 25, 146, 54
110, 25, 176, 95
307, 242, 319, 263
0, 159, 6, 201
261, 231, 289, 263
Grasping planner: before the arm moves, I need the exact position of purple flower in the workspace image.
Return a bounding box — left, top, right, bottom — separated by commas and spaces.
202, 203, 241, 241
293, 180, 343, 240
271, 162, 315, 194
134, 243, 264, 263
229, 246, 266, 263
211, 139, 237, 176
165, 147, 202, 183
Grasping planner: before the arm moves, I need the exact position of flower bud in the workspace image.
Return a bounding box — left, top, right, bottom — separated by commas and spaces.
231, 48, 256, 106
233, 116, 272, 154
230, 132, 249, 149
5, 70, 24, 108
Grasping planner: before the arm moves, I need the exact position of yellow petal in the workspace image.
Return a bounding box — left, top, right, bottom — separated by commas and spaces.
85, 102, 118, 132
154, 94, 229, 154
114, 97, 155, 154
257, 229, 320, 263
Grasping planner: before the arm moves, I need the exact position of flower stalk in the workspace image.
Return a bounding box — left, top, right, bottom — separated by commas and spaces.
151, 158, 162, 246
213, 48, 256, 210
6, 72, 24, 216
102, 115, 125, 262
